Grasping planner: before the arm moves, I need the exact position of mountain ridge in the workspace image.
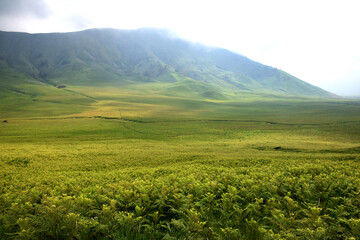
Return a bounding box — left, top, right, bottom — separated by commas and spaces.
0, 28, 335, 99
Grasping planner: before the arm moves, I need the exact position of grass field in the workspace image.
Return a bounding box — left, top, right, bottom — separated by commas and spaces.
1, 82, 360, 239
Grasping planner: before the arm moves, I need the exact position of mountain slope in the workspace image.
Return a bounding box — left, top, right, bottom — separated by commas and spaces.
0, 28, 334, 99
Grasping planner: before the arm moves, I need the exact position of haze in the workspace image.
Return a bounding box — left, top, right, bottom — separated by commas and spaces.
0, 0, 359, 96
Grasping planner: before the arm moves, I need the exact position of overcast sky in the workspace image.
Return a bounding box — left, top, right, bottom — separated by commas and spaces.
0, 0, 359, 96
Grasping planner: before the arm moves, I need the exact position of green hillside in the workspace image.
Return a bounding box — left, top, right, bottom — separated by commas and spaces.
0, 28, 335, 102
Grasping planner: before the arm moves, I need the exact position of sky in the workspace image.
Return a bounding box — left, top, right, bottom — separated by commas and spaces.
0, 0, 359, 96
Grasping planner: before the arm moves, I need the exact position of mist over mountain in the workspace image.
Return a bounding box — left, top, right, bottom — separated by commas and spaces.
0, 28, 335, 99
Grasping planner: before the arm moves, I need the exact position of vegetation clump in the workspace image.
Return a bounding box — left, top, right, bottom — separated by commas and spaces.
57, 84, 67, 89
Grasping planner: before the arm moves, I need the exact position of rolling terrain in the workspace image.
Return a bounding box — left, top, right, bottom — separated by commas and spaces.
0, 28, 334, 109
0, 29, 359, 239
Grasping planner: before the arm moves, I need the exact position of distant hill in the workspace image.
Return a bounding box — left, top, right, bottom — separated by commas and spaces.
0, 28, 335, 100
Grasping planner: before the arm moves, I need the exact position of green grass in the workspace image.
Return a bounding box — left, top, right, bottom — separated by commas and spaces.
0, 79, 360, 239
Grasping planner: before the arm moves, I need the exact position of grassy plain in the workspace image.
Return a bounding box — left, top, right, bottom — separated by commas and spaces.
0, 83, 360, 239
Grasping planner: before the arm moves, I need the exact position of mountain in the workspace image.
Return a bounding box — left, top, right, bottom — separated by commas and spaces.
0, 28, 334, 101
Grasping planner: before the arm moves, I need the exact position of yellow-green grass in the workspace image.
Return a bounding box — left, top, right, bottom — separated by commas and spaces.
0, 83, 360, 239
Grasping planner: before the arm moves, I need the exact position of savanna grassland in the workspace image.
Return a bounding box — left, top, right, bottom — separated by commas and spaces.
1, 82, 360, 240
